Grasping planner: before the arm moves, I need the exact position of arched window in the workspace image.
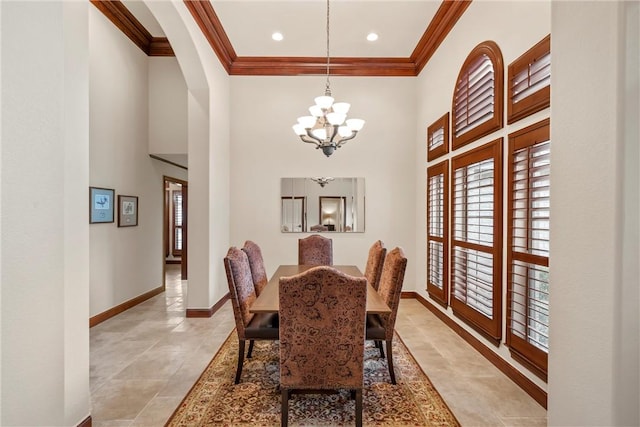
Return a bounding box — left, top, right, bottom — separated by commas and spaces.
452, 41, 504, 150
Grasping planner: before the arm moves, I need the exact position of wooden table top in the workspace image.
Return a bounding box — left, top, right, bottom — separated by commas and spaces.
249, 264, 391, 314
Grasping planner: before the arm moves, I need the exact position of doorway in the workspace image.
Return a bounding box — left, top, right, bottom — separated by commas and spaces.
164, 176, 188, 280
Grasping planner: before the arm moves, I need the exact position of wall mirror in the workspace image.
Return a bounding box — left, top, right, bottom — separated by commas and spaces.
281, 177, 365, 233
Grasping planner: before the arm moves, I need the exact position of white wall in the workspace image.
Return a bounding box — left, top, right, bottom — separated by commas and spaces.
229, 76, 417, 283
89, 7, 187, 316
549, 2, 639, 425
149, 57, 188, 155
415, 0, 551, 391
1, 2, 90, 425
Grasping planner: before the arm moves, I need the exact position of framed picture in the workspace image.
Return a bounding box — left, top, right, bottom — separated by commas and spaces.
89, 187, 115, 224
118, 195, 138, 227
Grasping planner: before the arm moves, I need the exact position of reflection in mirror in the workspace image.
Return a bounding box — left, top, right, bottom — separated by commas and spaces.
281, 177, 365, 233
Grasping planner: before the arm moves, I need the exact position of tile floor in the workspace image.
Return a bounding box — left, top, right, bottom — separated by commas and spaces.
90, 265, 547, 426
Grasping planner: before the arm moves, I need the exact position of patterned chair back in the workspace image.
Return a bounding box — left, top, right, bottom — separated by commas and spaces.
298, 234, 333, 265
241, 240, 268, 296
223, 247, 257, 340
279, 266, 367, 390
377, 247, 408, 340
298, 235, 333, 266
364, 240, 387, 291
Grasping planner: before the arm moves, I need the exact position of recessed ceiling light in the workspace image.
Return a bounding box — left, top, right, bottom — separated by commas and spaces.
366, 32, 379, 42
272, 32, 284, 41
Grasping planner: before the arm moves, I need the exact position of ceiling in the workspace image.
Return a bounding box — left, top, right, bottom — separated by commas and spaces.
208, 0, 440, 58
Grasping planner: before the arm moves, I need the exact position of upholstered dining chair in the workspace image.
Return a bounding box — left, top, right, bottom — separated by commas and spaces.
298, 234, 333, 266
366, 247, 407, 385
364, 240, 387, 291
223, 247, 279, 384
279, 266, 367, 427
241, 240, 268, 296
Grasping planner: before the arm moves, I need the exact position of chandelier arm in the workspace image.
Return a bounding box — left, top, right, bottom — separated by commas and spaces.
304, 130, 324, 145
329, 124, 339, 143
337, 131, 359, 144
299, 135, 321, 146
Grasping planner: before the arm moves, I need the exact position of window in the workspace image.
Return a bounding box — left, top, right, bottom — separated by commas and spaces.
172, 190, 183, 255
506, 119, 550, 380
452, 41, 504, 150
450, 138, 503, 342
427, 160, 449, 306
508, 35, 551, 124
427, 113, 449, 161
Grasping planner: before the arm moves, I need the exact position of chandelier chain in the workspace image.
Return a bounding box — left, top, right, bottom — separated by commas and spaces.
325, 0, 331, 96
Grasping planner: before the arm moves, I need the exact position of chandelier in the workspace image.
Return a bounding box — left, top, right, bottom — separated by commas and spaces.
292, 0, 365, 157
311, 176, 334, 187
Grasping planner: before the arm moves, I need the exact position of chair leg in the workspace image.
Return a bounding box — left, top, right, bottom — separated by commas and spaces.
281, 389, 289, 427
377, 340, 385, 358
235, 339, 246, 384
355, 389, 363, 427
247, 340, 255, 358
385, 339, 396, 385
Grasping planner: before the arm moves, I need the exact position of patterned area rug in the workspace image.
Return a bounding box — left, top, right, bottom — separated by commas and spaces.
166, 331, 460, 426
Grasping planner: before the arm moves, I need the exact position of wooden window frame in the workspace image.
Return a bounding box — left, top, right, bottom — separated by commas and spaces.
450, 138, 503, 343
451, 41, 504, 151
427, 160, 449, 306
507, 35, 551, 124
427, 113, 450, 161
506, 118, 550, 380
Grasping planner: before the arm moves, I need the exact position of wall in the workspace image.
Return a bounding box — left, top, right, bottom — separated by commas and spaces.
229, 76, 417, 282
414, 0, 551, 391
549, 2, 639, 425
149, 57, 188, 155
89, 7, 187, 316
1, 2, 90, 425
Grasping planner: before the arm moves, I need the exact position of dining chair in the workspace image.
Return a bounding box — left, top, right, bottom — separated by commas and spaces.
298, 234, 333, 266
223, 247, 279, 384
366, 247, 407, 385
279, 266, 367, 427
364, 240, 387, 291
241, 240, 268, 296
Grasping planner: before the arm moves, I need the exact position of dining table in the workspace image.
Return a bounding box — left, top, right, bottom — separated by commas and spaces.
249, 264, 391, 314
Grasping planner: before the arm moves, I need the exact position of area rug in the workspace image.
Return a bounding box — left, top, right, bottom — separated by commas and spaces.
166, 331, 460, 426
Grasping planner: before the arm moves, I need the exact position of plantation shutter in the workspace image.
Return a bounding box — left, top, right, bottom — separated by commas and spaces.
450, 139, 502, 341
454, 55, 494, 136
173, 190, 183, 255
427, 160, 449, 305
427, 113, 449, 161
508, 35, 551, 124
507, 119, 550, 379
452, 41, 504, 150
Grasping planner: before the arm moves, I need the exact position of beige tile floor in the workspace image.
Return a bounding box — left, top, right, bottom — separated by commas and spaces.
90, 265, 547, 426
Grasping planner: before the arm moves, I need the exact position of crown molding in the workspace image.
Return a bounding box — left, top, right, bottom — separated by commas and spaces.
184, 0, 236, 73
90, 0, 174, 57
229, 56, 417, 77
411, 0, 472, 74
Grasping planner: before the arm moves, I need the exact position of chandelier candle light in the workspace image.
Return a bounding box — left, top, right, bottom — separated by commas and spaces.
292, 0, 365, 157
